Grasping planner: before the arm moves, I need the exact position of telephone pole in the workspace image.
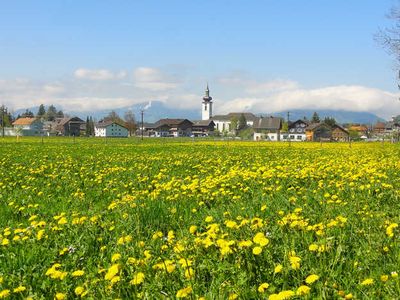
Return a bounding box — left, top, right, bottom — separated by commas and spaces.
141, 109, 144, 141
1, 104, 5, 138
287, 111, 291, 147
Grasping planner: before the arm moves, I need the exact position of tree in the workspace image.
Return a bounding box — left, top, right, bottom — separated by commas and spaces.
324, 117, 336, 127
376, 3, 400, 65
230, 116, 239, 136
311, 112, 320, 123
21, 109, 34, 118
1, 105, 12, 129
46, 105, 57, 121
37, 104, 46, 118
89, 116, 95, 136
56, 110, 64, 118
124, 110, 137, 137
86, 116, 90, 136
238, 113, 247, 130
105, 111, 124, 125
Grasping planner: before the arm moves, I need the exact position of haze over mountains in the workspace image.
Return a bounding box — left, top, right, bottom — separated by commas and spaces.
15, 101, 385, 124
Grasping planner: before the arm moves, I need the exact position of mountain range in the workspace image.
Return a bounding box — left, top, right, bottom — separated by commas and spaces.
14, 101, 386, 124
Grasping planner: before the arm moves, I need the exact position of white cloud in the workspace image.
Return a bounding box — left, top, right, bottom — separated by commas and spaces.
1, 71, 399, 120
215, 84, 400, 119
133, 67, 178, 91
74, 68, 127, 80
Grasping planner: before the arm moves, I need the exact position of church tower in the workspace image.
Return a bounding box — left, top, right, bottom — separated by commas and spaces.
202, 84, 213, 120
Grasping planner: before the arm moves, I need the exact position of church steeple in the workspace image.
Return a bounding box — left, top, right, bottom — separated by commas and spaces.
202, 84, 213, 120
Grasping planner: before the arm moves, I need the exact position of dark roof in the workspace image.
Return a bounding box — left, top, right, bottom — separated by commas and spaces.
305, 122, 330, 131
192, 120, 215, 126
155, 118, 193, 127
332, 124, 348, 133
58, 117, 85, 126
96, 121, 127, 129
289, 119, 310, 128
253, 116, 282, 130
212, 112, 257, 121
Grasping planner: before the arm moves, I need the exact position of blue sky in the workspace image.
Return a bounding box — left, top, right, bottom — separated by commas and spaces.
0, 0, 399, 118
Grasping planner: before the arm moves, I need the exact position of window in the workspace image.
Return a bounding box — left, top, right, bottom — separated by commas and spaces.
290, 135, 295, 139
271, 136, 274, 139
297, 135, 302, 140
204, 105, 207, 111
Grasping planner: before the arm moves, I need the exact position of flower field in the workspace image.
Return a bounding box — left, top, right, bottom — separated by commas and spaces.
0, 138, 399, 299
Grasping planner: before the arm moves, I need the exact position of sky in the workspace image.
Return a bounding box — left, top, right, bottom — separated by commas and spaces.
0, 0, 399, 119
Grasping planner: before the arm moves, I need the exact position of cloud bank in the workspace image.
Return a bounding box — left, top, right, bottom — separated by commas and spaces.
1, 67, 399, 119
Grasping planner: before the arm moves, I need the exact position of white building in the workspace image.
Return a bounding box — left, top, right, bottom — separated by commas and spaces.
202, 84, 213, 120
95, 121, 128, 137
212, 112, 257, 133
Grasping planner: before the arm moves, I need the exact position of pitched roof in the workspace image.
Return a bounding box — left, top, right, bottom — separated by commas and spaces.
96, 121, 127, 129
155, 119, 193, 127
12, 117, 38, 126
212, 112, 257, 121
253, 116, 282, 130
192, 120, 215, 126
305, 122, 330, 131
332, 124, 348, 133
289, 119, 310, 128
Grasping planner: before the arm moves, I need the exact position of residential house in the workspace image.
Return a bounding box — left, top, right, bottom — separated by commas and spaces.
253, 116, 282, 141
305, 123, 332, 141
95, 121, 128, 137
55, 117, 85, 136
150, 119, 193, 137
286, 119, 309, 141
373, 122, 386, 135
347, 124, 369, 138
331, 124, 349, 142
212, 112, 257, 133
12, 117, 43, 136
192, 120, 215, 137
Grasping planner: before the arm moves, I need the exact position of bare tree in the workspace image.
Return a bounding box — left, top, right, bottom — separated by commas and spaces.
376, 3, 400, 65
124, 110, 137, 137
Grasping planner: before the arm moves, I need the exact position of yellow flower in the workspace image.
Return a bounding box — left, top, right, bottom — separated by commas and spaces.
391, 271, 398, 278
345, 293, 353, 299
380, 275, 389, 282
176, 286, 193, 298
308, 244, 318, 252
72, 270, 85, 277
360, 278, 374, 286
289, 255, 301, 270
274, 264, 283, 274
228, 293, 238, 300
130, 272, 145, 285
253, 246, 262, 255
185, 268, 195, 279
111, 253, 121, 262
205, 216, 213, 223
13, 286, 26, 293
253, 232, 269, 246
74, 286, 85, 296
189, 225, 197, 234
55, 292, 67, 300
0, 290, 10, 299
386, 223, 398, 238
296, 285, 310, 296
305, 274, 319, 284
104, 264, 119, 280
258, 282, 269, 293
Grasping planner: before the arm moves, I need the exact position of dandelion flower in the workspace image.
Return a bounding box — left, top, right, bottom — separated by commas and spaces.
176, 286, 192, 298
258, 283, 269, 293
305, 274, 319, 284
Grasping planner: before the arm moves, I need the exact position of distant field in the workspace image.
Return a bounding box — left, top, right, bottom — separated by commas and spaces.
0, 137, 399, 299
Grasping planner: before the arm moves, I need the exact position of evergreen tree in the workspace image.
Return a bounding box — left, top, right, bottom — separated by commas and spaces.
238, 113, 247, 130
89, 116, 95, 136
21, 109, 34, 118
86, 116, 90, 136
46, 105, 57, 121
311, 112, 320, 123
37, 104, 46, 118
324, 117, 336, 127
56, 110, 64, 118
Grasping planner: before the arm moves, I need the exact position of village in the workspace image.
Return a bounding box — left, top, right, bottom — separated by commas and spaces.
2, 85, 400, 142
